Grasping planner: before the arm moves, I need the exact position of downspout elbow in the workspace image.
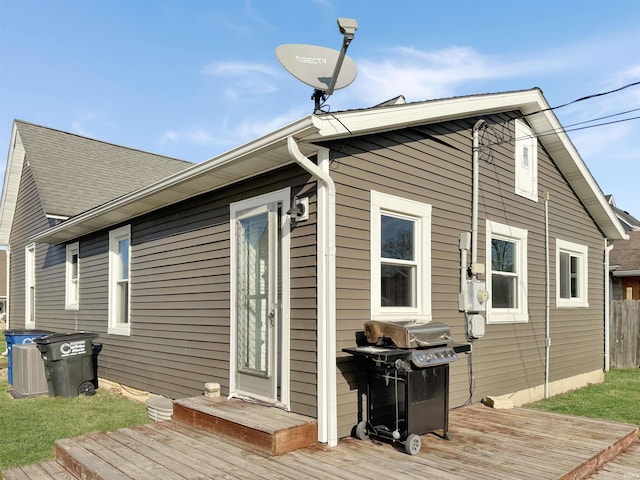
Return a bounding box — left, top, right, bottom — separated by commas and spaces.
287, 137, 335, 195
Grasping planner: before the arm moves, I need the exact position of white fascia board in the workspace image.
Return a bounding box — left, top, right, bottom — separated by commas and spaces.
312, 90, 543, 139
0, 124, 25, 246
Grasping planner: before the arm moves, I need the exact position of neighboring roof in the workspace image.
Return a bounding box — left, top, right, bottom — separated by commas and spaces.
31, 88, 627, 244
0, 120, 192, 244
611, 231, 640, 276
606, 195, 640, 232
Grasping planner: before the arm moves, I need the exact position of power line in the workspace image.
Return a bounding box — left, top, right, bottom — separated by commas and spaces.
527, 80, 640, 117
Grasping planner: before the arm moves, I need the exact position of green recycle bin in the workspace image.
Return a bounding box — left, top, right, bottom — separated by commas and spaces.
35, 332, 101, 397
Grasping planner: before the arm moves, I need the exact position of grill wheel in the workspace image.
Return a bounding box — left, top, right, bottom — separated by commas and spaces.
405, 433, 421, 455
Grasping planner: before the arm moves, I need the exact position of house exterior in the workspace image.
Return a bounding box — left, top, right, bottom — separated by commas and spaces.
0, 89, 626, 447
607, 195, 640, 233
610, 231, 640, 300
605, 196, 640, 300
0, 120, 192, 329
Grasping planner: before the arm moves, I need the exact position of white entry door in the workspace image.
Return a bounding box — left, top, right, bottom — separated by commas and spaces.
230, 189, 290, 406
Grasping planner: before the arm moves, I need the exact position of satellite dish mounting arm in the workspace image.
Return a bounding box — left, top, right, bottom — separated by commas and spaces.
326, 18, 358, 97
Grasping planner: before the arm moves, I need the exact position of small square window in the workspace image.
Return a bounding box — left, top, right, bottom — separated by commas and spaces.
556, 239, 588, 308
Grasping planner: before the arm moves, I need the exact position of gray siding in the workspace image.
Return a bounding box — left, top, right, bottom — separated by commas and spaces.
332, 114, 607, 438
34, 164, 319, 416
8, 163, 53, 329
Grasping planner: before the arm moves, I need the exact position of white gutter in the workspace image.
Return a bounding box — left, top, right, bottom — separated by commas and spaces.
287, 137, 337, 446
604, 240, 614, 371
612, 270, 640, 277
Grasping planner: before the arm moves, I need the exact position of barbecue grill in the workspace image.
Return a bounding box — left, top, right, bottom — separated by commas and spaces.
343, 320, 470, 455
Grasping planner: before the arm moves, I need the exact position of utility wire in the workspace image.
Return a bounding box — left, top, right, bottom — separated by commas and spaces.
525, 80, 640, 117
477, 80, 640, 149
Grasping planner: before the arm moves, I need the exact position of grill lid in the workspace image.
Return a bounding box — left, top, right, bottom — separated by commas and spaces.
364, 320, 452, 349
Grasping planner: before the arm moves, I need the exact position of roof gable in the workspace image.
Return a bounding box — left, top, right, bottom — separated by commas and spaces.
0, 121, 192, 244
30, 88, 627, 244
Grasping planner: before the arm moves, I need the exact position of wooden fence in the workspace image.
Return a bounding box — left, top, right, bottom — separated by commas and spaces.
610, 300, 640, 368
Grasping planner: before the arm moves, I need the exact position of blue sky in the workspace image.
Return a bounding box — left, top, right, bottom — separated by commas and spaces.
1, 0, 639, 217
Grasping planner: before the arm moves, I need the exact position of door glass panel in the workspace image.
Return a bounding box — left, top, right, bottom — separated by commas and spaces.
237, 212, 269, 376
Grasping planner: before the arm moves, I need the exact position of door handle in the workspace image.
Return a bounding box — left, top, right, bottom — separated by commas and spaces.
268, 307, 276, 326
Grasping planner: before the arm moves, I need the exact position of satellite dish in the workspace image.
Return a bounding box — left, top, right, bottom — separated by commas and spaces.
275, 44, 357, 92
275, 18, 358, 113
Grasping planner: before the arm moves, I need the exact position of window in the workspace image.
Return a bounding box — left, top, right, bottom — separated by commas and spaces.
25, 244, 35, 328
514, 120, 538, 201
65, 242, 79, 310
486, 220, 529, 323
371, 191, 431, 321
108, 225, 131, 335
556, 239, 588, 308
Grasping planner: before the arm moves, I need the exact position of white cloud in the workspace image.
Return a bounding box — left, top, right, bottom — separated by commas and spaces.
202, 61, 278, 77
71, 112, 98, 138
352, 45, 555, 104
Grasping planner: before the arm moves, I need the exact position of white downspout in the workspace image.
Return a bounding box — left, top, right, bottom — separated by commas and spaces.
287, 137, 338, 446
604, 240, 613, 372
544, 192, 550, 398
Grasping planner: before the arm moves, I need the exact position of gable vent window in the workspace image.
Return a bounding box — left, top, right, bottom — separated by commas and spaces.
515, 119, 538, 202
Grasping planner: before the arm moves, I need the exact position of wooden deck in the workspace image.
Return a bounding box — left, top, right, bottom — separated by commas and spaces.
3, 402, 638, 480
587, 442, 640, 479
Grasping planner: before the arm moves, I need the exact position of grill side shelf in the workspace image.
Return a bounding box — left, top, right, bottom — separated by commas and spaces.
342, 346, 411, 363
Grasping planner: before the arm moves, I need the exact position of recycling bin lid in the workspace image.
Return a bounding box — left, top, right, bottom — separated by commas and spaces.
3, 329, 54, 336
35, 331, 99, 344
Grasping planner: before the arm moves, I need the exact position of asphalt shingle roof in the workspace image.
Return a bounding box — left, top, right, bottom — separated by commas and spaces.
16, 120, 193, 217
611, 231, 640, 272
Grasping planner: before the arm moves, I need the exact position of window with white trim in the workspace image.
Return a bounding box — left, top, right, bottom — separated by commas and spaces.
371, 191, 432, 322
65, 242, 79, 310
514, 119, 538, 201
25, 243, 36, 328
108, 225, 131, 335
556, 239, 588, 308
486, 220, 529, 323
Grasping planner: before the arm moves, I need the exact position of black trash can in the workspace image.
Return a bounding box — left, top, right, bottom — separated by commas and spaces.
35, 332, 101, 397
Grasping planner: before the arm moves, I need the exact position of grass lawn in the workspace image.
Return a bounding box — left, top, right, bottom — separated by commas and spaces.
526, 368, 640, 426
0, 333, 150, 471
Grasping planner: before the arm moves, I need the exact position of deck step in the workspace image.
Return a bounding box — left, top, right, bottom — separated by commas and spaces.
172, 395, 318, 456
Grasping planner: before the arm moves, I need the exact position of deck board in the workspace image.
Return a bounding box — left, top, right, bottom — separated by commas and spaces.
587, 442, 640, 479
3, 403, 638, 480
